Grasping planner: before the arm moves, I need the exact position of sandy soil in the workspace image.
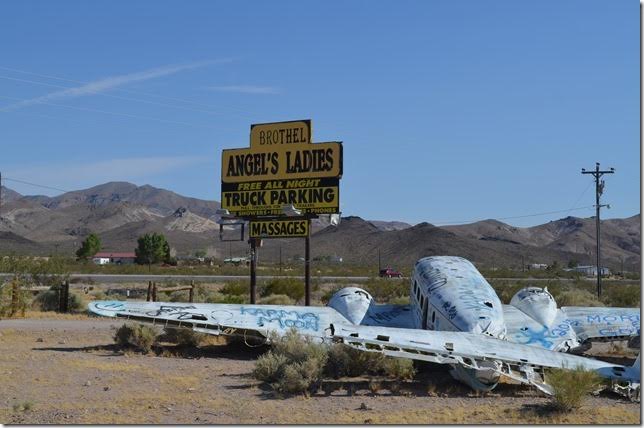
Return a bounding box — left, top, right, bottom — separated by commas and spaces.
0, 316, 640, 424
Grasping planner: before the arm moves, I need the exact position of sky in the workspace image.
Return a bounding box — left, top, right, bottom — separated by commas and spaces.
0, 0, 639, 227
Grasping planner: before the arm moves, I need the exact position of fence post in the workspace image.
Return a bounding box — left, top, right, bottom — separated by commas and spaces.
60, 281, 69, 313
189, 280, 194, 303
152, 282, 157, 302
146, 281, 152, 302
10, 279, 18, 317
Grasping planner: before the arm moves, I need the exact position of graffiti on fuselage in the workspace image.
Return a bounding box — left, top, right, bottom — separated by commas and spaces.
513, 325, 560, 348
240, 307, 319, 331
368, 306, 408, 324
145, 305, 198, 320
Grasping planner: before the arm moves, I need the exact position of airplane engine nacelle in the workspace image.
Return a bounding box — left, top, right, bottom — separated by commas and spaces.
510, 287, 558, 327
328, 287, 373, 325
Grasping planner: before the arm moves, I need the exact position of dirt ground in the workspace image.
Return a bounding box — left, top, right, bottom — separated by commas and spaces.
0, 316, 640, 424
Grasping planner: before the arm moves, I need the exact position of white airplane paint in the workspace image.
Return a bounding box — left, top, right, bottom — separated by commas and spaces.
88, 255, 640, 399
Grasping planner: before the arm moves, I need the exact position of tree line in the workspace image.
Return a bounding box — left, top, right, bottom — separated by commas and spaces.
76, 232, 175, 267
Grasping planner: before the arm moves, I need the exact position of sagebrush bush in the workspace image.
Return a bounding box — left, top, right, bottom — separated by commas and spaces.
159, 327, 203, 347
325, 344, 415, 380
362, 278, 408, 302
555, 289, 603, 307
220, 280, 249, 296
205, 292, 247, 304
258, 294, 295, 305
253, 329, 328, 395
381, 357, 416, 380
33, 287, 86, 312
261, 278, 304, 301
114, 323, 157, 353
547, 367, 603, 411
326, 344, 385, 378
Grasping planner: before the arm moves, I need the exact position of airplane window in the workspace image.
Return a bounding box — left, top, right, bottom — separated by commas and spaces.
484, 301, 493, 308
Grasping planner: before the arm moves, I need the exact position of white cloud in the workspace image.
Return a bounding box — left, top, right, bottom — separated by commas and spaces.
2, 60, 228, 111
207, 85, 280, 94
4, 156, 209, 196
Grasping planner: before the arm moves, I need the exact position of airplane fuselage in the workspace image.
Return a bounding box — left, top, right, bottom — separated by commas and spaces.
410, 256, 507, 389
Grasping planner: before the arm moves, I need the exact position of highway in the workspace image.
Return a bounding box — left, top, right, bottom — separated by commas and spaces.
0, 273, 638, 284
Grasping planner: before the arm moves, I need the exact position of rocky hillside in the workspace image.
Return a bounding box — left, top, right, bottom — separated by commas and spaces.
0, 182, 638, 271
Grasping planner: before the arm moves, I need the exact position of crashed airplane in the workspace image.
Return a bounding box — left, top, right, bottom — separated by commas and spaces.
88, 256, 640, 398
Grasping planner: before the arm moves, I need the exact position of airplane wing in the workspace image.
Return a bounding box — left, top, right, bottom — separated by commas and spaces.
88, 300, 348, 340
559, 306, 640, 343
332, 323, 640, 396
503, 305, 640, 351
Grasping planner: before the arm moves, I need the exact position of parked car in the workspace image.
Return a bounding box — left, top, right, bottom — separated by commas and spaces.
379, 267, 403, 278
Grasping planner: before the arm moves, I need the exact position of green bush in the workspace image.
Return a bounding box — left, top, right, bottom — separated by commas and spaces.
253, 329, 328, 395
261, 278, 304, 302
381, 357, 416, 380
114, 323, 157, 353
547, 367, 603, 411
159, 327, 202, 347
220, 280, 249, 296
205, 292, 247, 304
32, 287, 86, 312
362, 278, 408, 303
326, 344, 385, 378
258, 294, 295, 305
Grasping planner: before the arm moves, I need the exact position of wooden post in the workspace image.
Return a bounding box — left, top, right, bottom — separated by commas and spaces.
146, 281, 152, 302
189, 280, 194, 303
152, 282, 157, 302
59, 281, 69, 313
10, 279, 18, 317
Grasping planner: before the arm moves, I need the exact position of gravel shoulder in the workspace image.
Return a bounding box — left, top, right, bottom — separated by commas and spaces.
0, 317, 640, 424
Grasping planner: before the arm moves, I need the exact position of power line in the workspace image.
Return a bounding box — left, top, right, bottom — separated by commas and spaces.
431, 205, 595, 226
3, 177, 71, 193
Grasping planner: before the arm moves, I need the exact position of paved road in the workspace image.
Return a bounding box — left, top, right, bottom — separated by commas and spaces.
0, 272, 639, 285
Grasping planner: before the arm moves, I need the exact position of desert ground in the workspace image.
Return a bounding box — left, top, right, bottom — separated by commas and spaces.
0, 314, 639, 425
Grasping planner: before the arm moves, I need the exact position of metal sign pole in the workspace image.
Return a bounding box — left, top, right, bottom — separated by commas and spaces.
305, 226, 311, 306
250, 238, 257, 304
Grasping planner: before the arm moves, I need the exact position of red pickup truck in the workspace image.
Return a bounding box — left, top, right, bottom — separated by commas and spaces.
379, 267, 403, 278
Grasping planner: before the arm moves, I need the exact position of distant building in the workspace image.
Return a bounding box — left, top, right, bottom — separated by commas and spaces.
529, 263, 548, 270
571, 265, 610, 277
92, 252, 137, 265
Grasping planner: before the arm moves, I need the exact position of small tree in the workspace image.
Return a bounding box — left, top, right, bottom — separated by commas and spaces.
135, 233, 171, 270
76, 233, 101, 260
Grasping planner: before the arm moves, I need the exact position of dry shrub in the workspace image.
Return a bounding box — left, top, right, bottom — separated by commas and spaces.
325, 344, 416, 380
205, 292, 246, 304
547, 366, 603, 411
159, 327, 203, 347
220, 280, 249, 296
32, 287, 86, 312
114, 323, 157, 353
326, 344, 385, 377
381, 357, 416, 380
368, 380, 382, 395
258, 294, 295, 305
362, 278, 407, 303
555, 289, 603, 307
253, 329, 328, 395
261, 278, 304, 301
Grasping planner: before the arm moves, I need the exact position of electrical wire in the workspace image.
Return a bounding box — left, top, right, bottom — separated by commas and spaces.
431, 205, 595, 226
3, 177, 71, 193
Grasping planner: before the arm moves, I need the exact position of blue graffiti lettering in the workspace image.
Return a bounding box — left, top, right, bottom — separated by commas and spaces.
240, 307, 319, 331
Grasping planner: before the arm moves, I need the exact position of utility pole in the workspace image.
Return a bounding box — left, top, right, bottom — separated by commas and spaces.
581, 162, 614, 298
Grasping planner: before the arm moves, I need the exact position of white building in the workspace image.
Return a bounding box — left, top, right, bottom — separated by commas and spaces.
572, 265, 610, 277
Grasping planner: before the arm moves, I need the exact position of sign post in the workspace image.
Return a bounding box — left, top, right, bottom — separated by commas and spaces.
219, 119, 342, 305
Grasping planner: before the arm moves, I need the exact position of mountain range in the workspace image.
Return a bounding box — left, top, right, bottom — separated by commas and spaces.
0, 182, 639, 271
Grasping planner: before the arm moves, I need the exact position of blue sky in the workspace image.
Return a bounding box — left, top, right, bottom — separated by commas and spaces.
0, 1, 639, 226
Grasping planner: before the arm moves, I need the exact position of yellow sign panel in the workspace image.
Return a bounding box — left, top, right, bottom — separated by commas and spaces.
221, 142, 342, 183
249, 219, 310, 238
250, 119, 311, 148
